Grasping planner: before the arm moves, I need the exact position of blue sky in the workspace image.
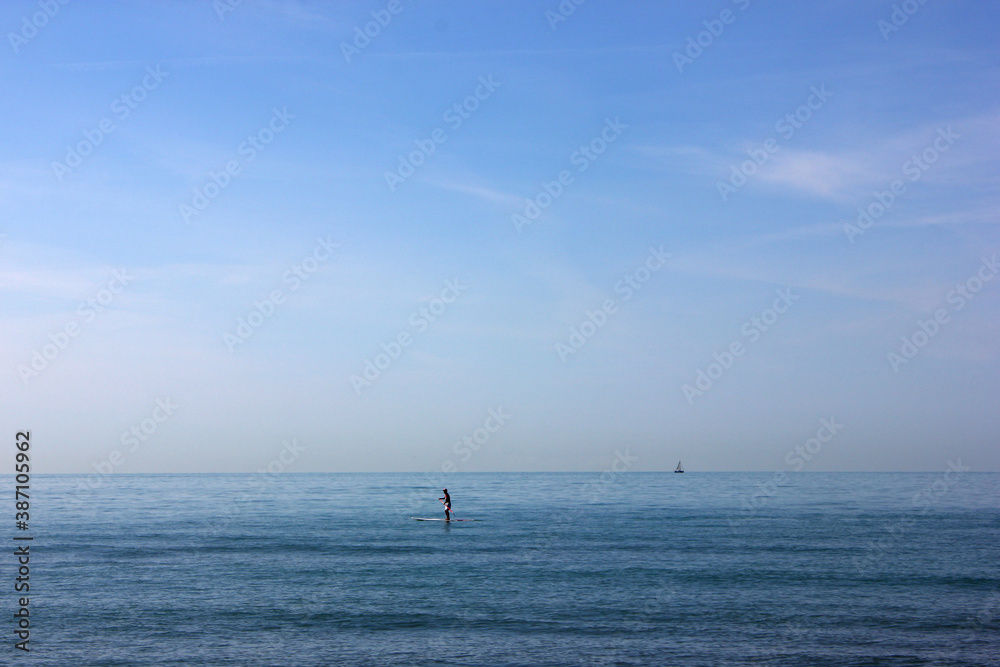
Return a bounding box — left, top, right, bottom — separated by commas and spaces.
2, 0, 998, 473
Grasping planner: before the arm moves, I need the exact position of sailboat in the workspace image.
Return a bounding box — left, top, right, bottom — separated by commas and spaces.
674, 461, 684, 473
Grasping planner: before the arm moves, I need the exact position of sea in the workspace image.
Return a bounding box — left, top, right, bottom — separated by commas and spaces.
7, 472, 999, 666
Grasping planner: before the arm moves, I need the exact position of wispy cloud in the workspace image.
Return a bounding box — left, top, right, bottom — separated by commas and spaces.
423, 178, 523, 208
51, 54, 311, 72
373, 44, 678, 61
756, 150, 881, 201
646, 113, 1000, 203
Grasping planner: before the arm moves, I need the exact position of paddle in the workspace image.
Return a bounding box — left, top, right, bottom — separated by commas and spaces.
438, 497, 456, 517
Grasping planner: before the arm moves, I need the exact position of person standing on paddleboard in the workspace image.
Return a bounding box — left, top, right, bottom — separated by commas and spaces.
439, 489, 452, 521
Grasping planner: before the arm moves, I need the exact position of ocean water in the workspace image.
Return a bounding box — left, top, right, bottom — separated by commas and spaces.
9, 472, 999, 666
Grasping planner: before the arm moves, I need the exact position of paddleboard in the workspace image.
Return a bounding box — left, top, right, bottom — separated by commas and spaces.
412, 517, 479, 521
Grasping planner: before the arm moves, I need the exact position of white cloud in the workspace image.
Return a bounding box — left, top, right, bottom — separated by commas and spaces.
756, 150, 880, 200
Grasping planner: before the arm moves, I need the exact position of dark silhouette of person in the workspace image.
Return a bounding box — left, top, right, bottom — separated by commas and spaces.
439, 489, 452, 521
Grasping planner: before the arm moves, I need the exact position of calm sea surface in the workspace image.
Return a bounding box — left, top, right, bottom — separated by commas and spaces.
7, 472, 999, 666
